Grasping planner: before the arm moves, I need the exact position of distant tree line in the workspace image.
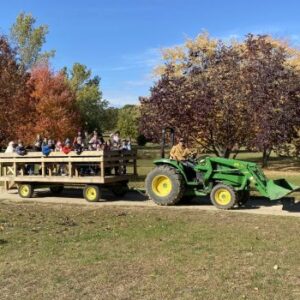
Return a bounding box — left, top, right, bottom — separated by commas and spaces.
140, 32, 300, 166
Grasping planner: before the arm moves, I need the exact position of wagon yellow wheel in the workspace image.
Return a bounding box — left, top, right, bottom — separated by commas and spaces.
210, 184, 236, 209
18, 184, 33, 198
83, 185, 101, 202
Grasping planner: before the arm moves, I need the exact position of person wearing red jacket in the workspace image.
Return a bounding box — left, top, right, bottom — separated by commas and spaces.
62, 142, 72, 154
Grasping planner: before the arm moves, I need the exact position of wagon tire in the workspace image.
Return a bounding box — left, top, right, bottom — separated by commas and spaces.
18, 183, 34, 198
111, 182, 129, 197
83, 185, 101, 202
49, 185, 64, 195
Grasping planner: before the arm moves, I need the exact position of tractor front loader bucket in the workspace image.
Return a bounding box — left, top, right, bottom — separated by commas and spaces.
265, 179, 300, 200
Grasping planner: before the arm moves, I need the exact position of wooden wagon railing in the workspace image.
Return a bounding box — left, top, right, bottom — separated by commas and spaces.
0, 150, 137, 190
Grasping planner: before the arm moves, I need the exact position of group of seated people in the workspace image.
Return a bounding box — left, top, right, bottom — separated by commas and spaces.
4, 130, 132, 156
2, 130, 131, 177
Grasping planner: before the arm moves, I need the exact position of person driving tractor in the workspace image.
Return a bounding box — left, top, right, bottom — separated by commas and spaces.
170, 138, 191, 161
170, 138, 203, 183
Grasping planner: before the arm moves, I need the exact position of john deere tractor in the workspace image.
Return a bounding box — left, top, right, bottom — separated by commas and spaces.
145, 128, 299, 209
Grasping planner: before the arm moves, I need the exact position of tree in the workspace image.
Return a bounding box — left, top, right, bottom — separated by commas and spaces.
242, 35, 300, 166
117, 105, 140, 138
10, 12, 55, 70
66, 63, 109, 133
29, 65, 81, 140
140, 33, 300, 164
0, 35, 35, 146
141, 34, 252, 156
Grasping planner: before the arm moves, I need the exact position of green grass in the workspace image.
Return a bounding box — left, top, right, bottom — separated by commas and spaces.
0, 202, 299, 299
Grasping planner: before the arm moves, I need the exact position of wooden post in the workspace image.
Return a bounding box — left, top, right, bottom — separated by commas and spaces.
13, 162, 17, 176
42, 162, 45, 177
101, 161, 104, 178
68, 162, 72, 177
3, 166, 7, 191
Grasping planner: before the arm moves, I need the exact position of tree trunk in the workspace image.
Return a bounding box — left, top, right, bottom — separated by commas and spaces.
223, 148, 231, 158
262, 148, 271, 168
218, 148, 231, 158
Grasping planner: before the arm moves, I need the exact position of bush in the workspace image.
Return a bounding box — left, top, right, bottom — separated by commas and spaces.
137, 134, 147, 146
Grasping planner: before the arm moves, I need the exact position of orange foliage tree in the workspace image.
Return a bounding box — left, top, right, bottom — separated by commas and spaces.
29, 65, 81, 141
0, 36, 35, 146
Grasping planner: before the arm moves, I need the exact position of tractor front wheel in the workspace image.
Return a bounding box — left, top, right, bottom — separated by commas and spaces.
210, 184, 236, 209
145, 165, 185, 206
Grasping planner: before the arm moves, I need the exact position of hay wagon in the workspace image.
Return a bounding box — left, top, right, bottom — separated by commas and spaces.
0, 150, 137, 202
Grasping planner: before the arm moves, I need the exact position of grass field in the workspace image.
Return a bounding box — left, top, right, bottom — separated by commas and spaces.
1, 146, 300, 299
0, 202, 299, 300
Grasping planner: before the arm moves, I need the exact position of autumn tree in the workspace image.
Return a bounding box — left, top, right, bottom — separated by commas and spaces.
29, 65, 81, 140
140, 33, 300, 164
10, 12, 55, 70
141, 33, 252, 157
0, 36, 35, 146
242, 35, 300, 166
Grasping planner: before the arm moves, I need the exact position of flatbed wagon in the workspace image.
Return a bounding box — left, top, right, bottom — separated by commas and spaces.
0, 150, 137, 202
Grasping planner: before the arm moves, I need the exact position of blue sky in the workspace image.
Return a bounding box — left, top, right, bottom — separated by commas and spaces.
1, 0, 300, 107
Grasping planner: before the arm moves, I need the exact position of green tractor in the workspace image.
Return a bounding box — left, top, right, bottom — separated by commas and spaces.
145, 128, 299, 209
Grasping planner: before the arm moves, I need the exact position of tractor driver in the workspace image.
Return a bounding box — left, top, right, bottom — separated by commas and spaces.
170, 138, 203, 182
170, 138, 191, 161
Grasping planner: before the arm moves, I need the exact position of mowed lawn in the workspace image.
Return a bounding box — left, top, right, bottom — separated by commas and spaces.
0, 202, 300, 300
1, 146, 300, 299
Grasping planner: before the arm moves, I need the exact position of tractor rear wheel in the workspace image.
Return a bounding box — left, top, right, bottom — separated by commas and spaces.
145, 165, 185, 206
210, 184, 236, 209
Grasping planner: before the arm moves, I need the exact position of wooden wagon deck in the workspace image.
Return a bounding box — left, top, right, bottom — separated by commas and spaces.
0, 150, 137, 190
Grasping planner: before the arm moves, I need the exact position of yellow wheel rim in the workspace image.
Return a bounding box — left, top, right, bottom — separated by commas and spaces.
20, 185, 30, 197
152, 175, 172, 197
86, 187, 97, 201
214, 188, 232, 205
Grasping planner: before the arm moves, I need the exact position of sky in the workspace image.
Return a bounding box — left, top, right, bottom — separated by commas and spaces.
1, 0, 300, 107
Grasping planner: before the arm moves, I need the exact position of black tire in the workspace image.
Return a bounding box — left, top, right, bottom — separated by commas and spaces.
210, 184, 236, 210
83, 185, 101, 202
145, 165, 185, 206
18, 183, 34, 198
111, 182, 129, 197
237, 190, 250, 207
49, 185, 64, 194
